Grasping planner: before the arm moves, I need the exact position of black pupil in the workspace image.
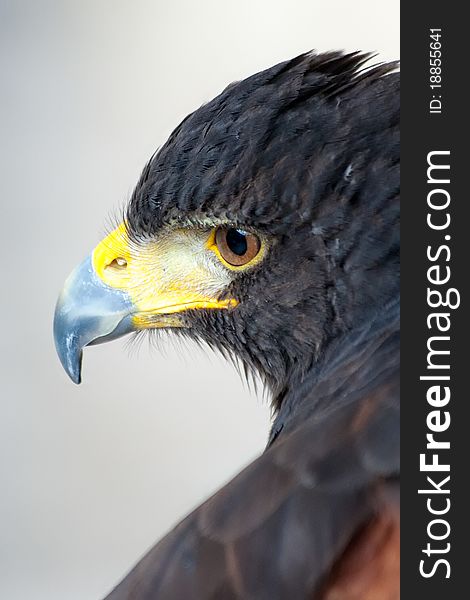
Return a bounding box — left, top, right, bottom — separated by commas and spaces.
226, 229, 248, 256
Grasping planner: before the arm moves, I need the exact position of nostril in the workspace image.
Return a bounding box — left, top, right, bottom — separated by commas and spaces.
105, 257, 127, 271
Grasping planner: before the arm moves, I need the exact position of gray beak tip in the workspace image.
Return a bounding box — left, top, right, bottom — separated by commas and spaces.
63, 345, 82, 385
53, 318, 83, 384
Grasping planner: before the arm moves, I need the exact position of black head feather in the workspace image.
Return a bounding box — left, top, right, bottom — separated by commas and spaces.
125, 51, 399, 406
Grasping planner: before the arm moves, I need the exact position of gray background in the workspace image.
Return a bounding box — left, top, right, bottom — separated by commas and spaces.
0, 1, 399, 598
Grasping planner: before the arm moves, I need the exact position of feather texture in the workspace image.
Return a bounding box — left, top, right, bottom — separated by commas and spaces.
105, 51, 400, 599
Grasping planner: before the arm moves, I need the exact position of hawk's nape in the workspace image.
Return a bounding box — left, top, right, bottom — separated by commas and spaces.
54, 51, 399, 599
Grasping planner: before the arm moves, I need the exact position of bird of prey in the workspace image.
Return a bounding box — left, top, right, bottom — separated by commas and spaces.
54, 51, 399, 599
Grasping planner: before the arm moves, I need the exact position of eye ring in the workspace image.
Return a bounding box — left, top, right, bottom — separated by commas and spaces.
214, 227, 261, 267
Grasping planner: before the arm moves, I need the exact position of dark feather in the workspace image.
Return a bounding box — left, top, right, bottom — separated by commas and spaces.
106, 50, 400, 599
106, 310, 398, 599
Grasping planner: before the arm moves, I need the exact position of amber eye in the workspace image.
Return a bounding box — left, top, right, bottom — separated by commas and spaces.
215, 227, 261, 267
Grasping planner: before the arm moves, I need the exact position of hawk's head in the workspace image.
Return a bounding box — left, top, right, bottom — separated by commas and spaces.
54, 51, 399, 403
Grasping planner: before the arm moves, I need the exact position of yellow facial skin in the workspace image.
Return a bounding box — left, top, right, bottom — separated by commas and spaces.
92, 223, 238, 329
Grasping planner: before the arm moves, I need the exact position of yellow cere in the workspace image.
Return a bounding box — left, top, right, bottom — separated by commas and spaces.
92, 222, 238, 329
92, 222, 132, 287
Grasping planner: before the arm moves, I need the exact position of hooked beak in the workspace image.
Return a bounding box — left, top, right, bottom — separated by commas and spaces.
53, 254, 134, 384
